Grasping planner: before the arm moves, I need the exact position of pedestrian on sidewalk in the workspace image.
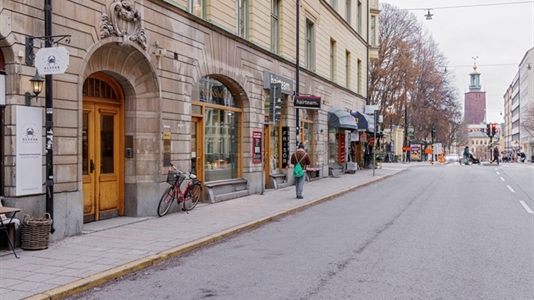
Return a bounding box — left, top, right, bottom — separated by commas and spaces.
291, 143, 311, 199
493, 146, 500, 165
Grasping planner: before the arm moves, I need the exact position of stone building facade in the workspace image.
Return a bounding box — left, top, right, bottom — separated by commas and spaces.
0, 0, 379, 240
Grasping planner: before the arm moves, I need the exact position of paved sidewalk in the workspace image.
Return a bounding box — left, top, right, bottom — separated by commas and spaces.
0, 164, 412, 300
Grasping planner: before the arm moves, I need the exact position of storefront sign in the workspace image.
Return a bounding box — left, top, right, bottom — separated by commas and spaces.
16, 106, 43, 196
294, 95, 321, 110
263, 71, 293, 95
252, 130, 262, 164
410, 144, 422, 161
282, 127, 290, 168
163, 126, 171, 167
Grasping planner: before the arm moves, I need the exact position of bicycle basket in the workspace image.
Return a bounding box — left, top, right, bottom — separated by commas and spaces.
166, 171, 185, 186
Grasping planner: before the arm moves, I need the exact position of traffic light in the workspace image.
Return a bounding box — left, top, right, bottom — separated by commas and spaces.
491, 123, 497, 137
270, 83, 282, 123
486, 123, 491, 137
431, 126, 436, 139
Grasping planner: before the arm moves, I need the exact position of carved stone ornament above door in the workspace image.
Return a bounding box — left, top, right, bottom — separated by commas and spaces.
100, 0, 147, 50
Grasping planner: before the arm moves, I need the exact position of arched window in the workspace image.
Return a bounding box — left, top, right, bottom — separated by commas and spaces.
192, 76, 242, 182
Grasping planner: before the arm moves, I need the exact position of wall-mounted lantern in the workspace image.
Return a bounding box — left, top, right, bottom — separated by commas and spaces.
25, 70, 44, 106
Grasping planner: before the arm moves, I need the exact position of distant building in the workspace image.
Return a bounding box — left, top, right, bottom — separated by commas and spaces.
464, 63, 486, 124
503, 47, 534, 162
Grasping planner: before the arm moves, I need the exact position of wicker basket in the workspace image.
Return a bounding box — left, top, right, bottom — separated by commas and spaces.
166, 171, 185, 186
21, 213, 53, 250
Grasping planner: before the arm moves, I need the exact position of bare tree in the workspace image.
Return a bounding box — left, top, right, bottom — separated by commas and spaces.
369, 3, 464, 148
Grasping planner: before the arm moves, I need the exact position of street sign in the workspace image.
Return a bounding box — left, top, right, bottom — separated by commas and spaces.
35, 46, 69, 75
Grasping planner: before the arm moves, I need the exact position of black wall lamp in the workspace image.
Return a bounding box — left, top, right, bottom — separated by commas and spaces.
25, 70, 44, 106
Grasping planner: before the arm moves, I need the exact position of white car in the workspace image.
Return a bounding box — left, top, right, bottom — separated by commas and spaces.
444, 154, 459, 163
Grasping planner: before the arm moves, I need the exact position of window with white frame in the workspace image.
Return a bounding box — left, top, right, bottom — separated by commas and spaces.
357, 0, 362, 33
330, 0, 338, 11
237, 0, 249, 38
346, 0, 352, 23
188, 0, 204, 18
371, 15, 377, 46
306, 19, 315, 71
346, 51, 351, 88
271, 0, 280, 53
330, 39, 336, 81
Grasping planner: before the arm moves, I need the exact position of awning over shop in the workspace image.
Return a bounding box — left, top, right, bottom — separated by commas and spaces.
328, 107, 358, 130
350, 110, 377, 133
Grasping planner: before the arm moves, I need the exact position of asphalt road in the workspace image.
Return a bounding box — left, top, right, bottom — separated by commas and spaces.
67, 163, 534, 300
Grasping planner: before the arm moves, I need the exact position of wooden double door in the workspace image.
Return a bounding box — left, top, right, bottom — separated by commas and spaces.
82, 75, 124, 223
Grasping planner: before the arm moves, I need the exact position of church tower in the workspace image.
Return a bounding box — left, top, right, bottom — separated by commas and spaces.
464, 57, 486, 124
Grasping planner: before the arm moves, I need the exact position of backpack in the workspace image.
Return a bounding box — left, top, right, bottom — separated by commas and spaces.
293, 154, 306, 178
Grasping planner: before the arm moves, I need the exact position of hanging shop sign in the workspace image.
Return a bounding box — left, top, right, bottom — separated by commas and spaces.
282, 126, 290, 168
35, 46, 70, 75
252, 130, 262, 164
294, 95, 321, 110
16, 106, 43, 196
263, 71, 293, 95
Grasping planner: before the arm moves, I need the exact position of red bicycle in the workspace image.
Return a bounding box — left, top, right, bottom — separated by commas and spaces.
157, 163, 202, 217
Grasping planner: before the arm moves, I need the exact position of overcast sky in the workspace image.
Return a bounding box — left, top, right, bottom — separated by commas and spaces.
383, 0, 534, 124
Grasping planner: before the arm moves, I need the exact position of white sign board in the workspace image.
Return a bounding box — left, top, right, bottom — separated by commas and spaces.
364, 105, 379, 114
35, 46, 69, 75
16, 106, 43, 196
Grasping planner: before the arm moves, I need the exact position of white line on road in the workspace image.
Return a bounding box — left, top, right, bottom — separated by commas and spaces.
519, 201, 534, 214
507, 185, 515, 193
500, 177, 505, 181
496, 171, 500, 175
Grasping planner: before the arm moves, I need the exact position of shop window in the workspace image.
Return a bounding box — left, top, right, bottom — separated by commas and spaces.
204, 108, 239, 181
192, 76, 242, 182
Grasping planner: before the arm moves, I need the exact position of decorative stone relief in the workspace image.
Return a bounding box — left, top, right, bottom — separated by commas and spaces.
100, 0, 147, 50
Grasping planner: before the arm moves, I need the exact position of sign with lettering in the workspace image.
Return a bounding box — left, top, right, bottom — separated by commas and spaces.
282, 127, 290, 168
252, 130, 262, 164
16, 106, 43, 196
35, 46, 69, 75
294, 95, 321, 110
263, 71, 293, 95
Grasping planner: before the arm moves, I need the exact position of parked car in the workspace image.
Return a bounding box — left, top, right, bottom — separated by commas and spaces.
445, 154, 459, 163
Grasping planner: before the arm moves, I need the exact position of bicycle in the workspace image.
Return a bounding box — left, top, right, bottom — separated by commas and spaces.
157, 163, 202, 217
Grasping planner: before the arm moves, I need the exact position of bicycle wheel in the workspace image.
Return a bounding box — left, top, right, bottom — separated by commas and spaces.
157, 187, 175, 217
184, 183, 202, 211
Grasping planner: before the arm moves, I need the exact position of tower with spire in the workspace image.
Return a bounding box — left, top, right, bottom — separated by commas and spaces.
464, 56, 487, 124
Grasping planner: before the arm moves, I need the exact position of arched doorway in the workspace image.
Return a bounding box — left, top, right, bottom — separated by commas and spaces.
82, 72, 124, 223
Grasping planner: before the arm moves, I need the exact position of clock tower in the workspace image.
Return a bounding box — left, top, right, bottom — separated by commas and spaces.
464, 58, 486, 124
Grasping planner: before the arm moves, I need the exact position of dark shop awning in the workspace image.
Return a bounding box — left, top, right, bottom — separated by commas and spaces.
350, 110, 376, 133
328, 107, 358, 130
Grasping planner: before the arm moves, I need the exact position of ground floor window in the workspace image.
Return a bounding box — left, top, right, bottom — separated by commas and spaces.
193, 76, 242, 182
204, 108, 239, 181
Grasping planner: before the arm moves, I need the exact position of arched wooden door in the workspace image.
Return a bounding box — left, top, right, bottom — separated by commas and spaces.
82, 73, 124, 223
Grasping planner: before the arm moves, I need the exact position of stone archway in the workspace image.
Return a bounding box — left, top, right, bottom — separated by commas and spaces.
80, 42, 161, 216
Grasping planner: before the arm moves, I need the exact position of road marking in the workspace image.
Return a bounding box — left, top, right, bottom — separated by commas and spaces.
507, 185, 515, 193
500, 177, 505, 181
495, 168, 499, 171
519, 201, 534, 214
496, 171, 500, 175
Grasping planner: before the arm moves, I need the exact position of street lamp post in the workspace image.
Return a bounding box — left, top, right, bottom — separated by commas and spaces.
387, 106, 393, 162
295, 0, 300, 147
